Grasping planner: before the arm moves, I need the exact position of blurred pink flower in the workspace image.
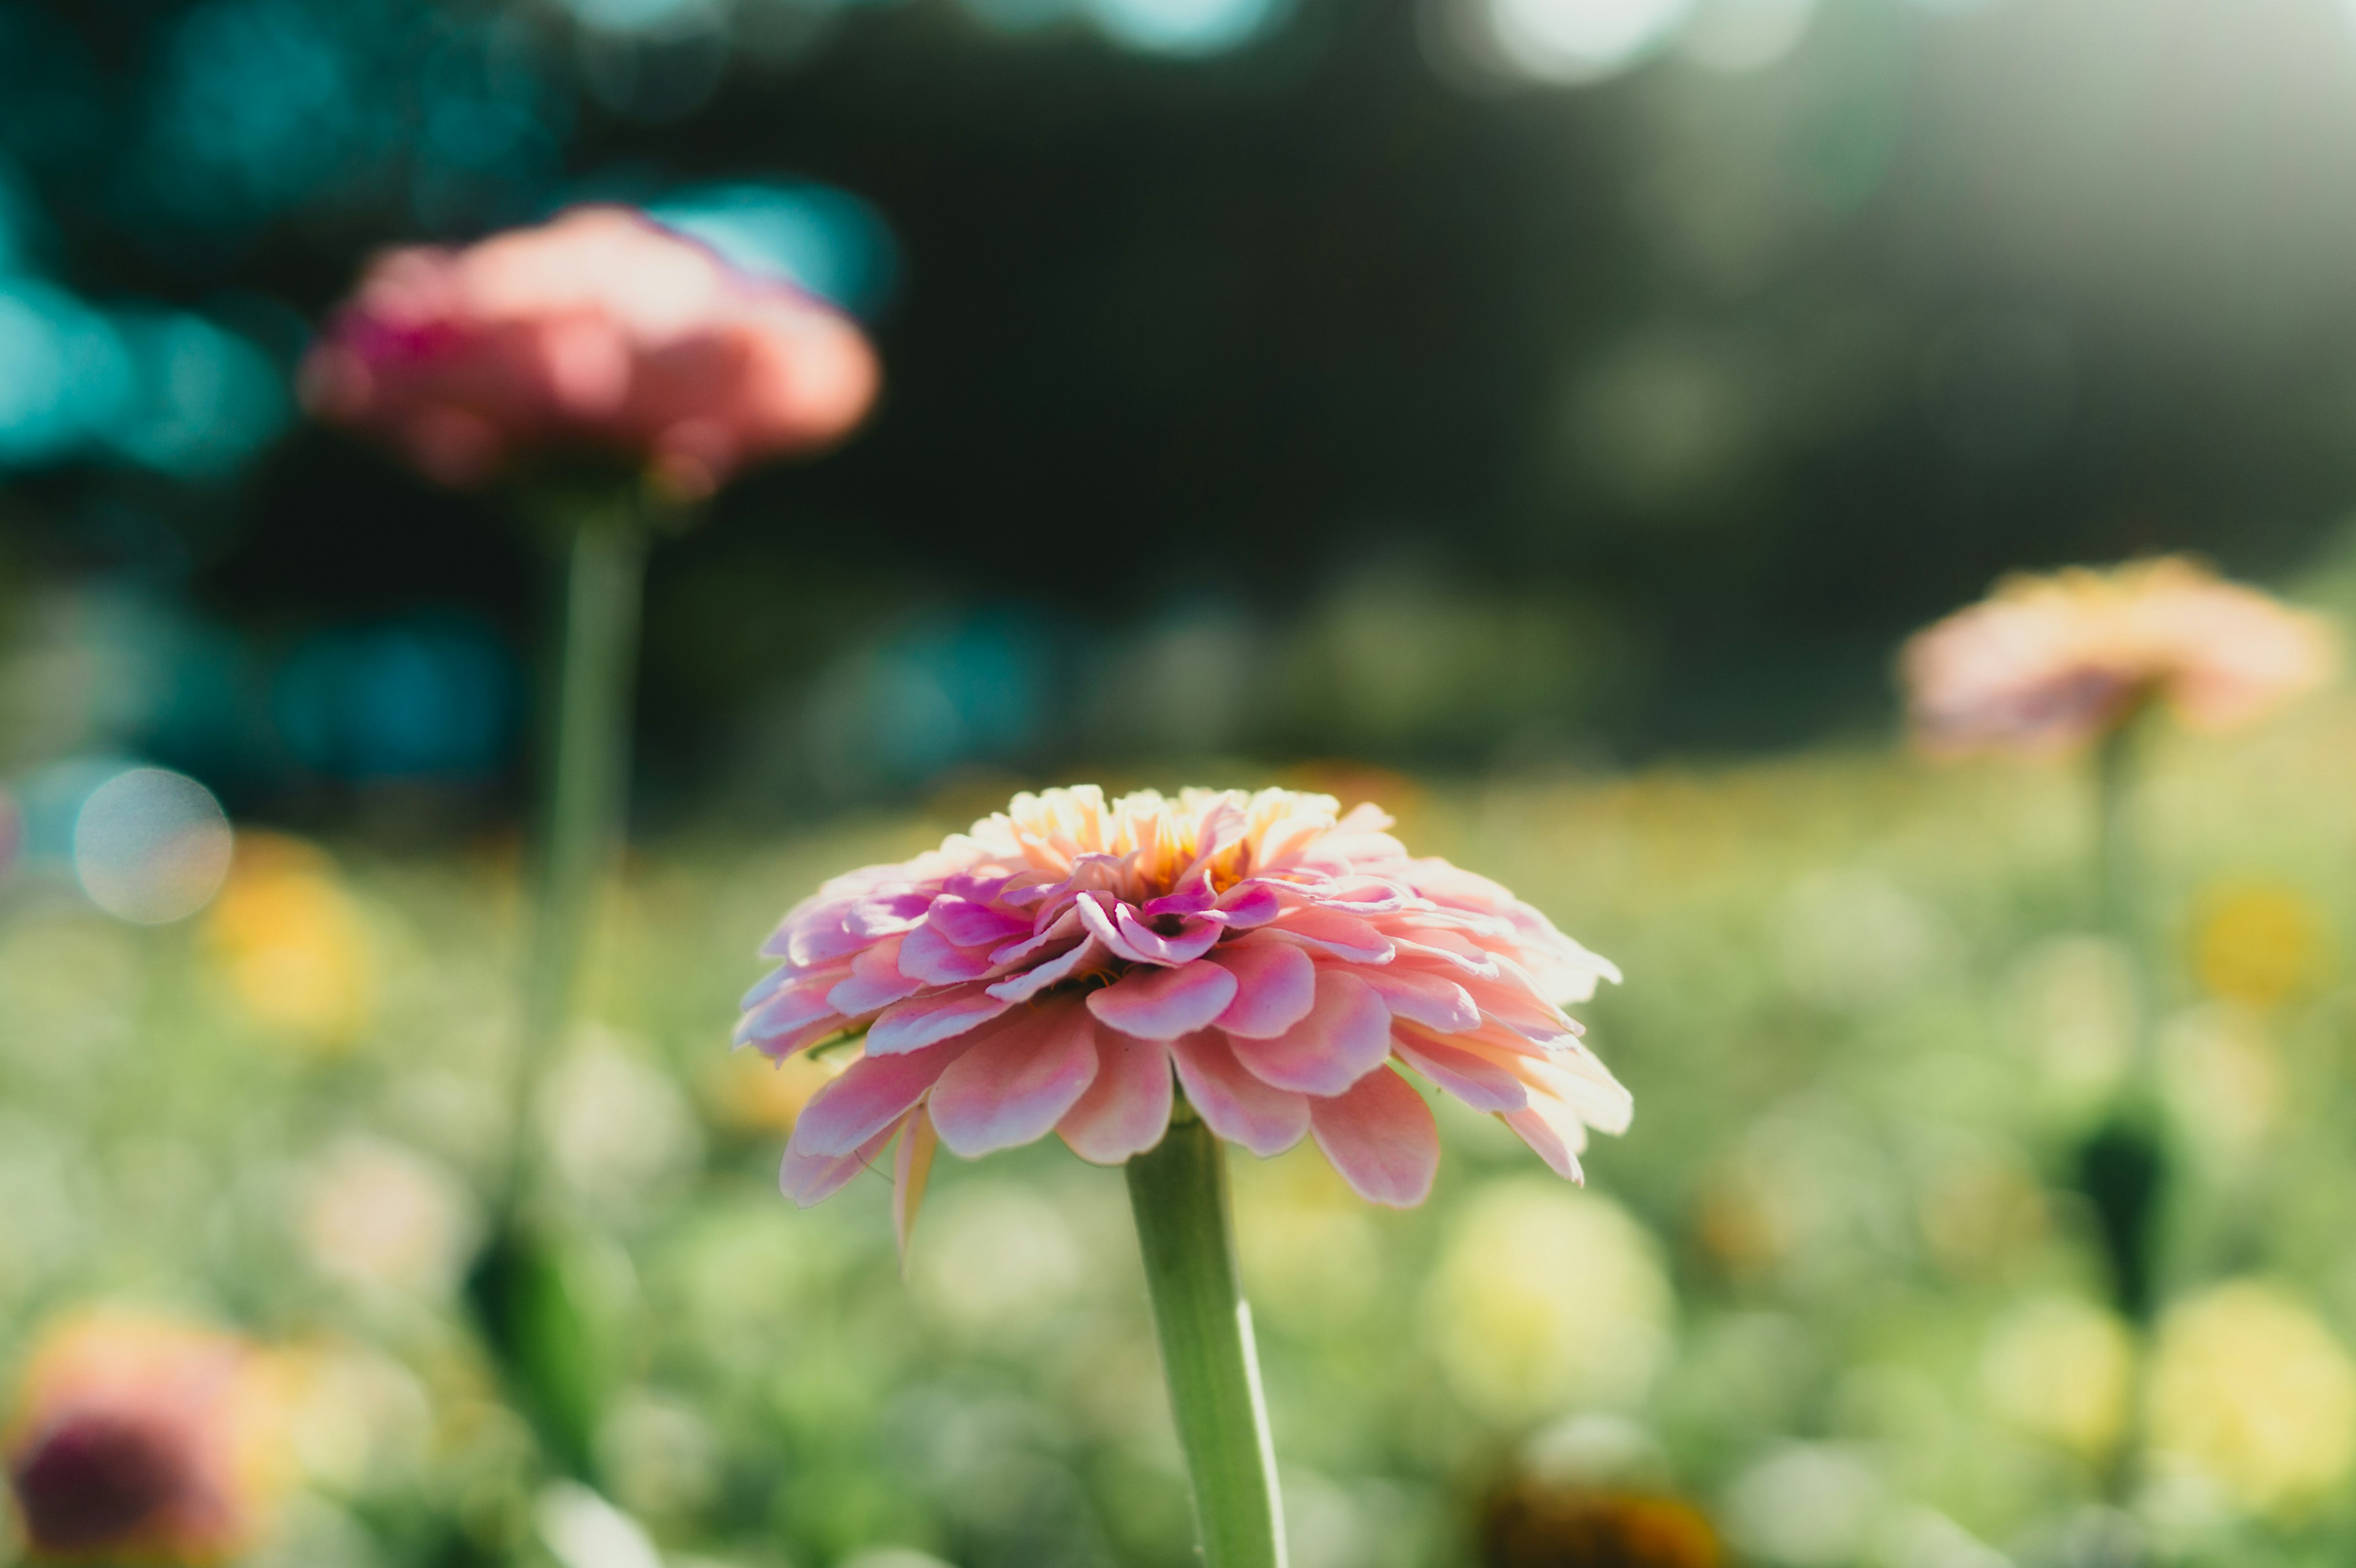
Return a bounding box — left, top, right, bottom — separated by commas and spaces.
738, 787, 1630, 1240
302, 206, 880, 496
1903, 557, 2337, 758
4, 1315, 279, 1565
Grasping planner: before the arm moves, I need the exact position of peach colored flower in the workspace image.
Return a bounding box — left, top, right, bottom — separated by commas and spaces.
1903, 558, 2337, 757
737, 788, 1630, 1236
302, 206, 879, 497
4, 1315, 280, 1564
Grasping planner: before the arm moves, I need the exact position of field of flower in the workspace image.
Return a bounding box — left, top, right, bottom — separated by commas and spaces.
9, 688, 2356, 1568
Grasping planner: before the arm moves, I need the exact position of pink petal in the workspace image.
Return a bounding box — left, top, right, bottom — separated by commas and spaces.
733, 974, 840, 1043
845, 891, 931, 937
1225, 969, 1394, 1096
928, 1001, 1102, 1158
986, 934, 1103, 1004
742, 1016, 845, 1063
1206, 939, 1317, 1038
1142, 878, 1220, 918
784, 904, 866, 966
1087, 961, 1239, 1039
1168, 1031, 1311, 1156
1211, 881, 1282, 928
1358, 965, 1480, 1032
992, 908, 1081, 966
898, 921, 1000, 984
1391, 1032, 1529, 1113
892, 1109, 939, 1272
779, 1118, 901, 1206
790, 1043, 966, 1156
1114, 904, 1223, 965
1503, 1100, 1587, 1182
827, 937, 924, 1015
1266, 905, 1395, 963
740, 964, 796, 1011
866, 982, 1012, 1056
928, 894, 1030, 948
1309, 1067, 1439, 1207
1512, 1047, 1634, 1136
1058, 1024, 1174, 1164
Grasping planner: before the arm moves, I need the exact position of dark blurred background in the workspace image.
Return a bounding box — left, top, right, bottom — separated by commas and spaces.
8, 0, 2356, 827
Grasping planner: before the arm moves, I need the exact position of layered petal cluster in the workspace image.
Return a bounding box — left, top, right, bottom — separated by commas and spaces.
738, 788, 1630, 1239
1903, 557, 2337, 758
4, 1315, 279, 1564
302, 207, 879, 496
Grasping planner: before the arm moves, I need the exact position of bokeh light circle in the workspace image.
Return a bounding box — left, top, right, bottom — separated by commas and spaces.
72, 767, 234, 924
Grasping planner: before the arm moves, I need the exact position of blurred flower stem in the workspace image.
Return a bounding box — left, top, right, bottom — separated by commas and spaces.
472, 484, 665, 1479
1125, 1104, 1288, 1568
2077, 715, 2166, 1328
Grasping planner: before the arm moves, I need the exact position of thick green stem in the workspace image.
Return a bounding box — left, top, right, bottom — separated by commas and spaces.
1126, 1110, 1287, 1568
498, 502, 648, 1224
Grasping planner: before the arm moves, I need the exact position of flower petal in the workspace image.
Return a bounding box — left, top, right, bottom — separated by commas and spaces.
1358, 964, 1480, 1032
928, 894, 1030, 948
1391, 1032, 1530, 1113
986, 935, 1103, 1004
1058, 1025, 1174, 1164
1206, 938, 1317, 1039
1087, 961, 1239, 1039
1225, 968, 1393, 1096
1114, 904, 1223, 965
1503, 1099, 1587, 1182
1266, 905, 1395, 964
892, 1108, 938, 1274
827, 936, 924, 1015
929, 1001, 1103, 1158
1169, 1031, 1311, 1156
866, 982, 1012, 1056
1309, 1067, 1439, 1207
779, 1118, 900, 1206
898, 921, 1000, 984
734, 974, 840, 1044
790, 1043, 966, 1156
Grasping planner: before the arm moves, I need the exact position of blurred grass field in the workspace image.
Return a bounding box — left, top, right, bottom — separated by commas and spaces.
7, 701, 2356, 1568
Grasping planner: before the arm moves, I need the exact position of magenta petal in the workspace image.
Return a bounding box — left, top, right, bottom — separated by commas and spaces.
1114, 904, 1222, 965
845, 891, 931, 937
744, 1017, 844, 1063
928, 894, 1031, 948
898, 922, 999, 985
1359, 966, 1480, 1032
827, 937, 924, 1015
992, 908, 1080, 966
791, 1045, 964, 1156
1211, 881, 1282, 928
929, 1001, 1102, 1158
1087, 961, 1239, 1040
1141, 878, 1220, 918
1207, 939, 1317, 1038
1059, 1024, 1174, 1164
987, 936, 1103, 1002
1392, 1034, 1528, 1113
1225, 969, 1393, 1095
1169, 1031, 1311, 1156
1074, 894, 1150, 964
1309, 1067, 1439, 1207
779, 1118, 902, 1206
866, 983, 1012, 1056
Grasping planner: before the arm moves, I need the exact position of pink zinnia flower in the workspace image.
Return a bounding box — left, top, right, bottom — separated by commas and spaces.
4, 1316, 279, 1565
1903, 557, 2338, 758
302, 206, 880, 497
737, 788, 1630, 1240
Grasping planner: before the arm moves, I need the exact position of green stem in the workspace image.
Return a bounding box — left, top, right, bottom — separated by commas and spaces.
1125, 1108, 1288, 1568
497, 499, 649, 1226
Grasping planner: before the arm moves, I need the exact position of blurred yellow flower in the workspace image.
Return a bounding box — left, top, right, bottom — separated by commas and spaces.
2150, 1281, 2356, 1516
2189, 882, 2329, 1009
3, 1313, 286, 1565
202, 834, 376, 1050
1479, 1478, 1722, 1568
1981, 1295, 2135, 1461
1425, 1180, 1673, 1424
701, 1046, 844, 1136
